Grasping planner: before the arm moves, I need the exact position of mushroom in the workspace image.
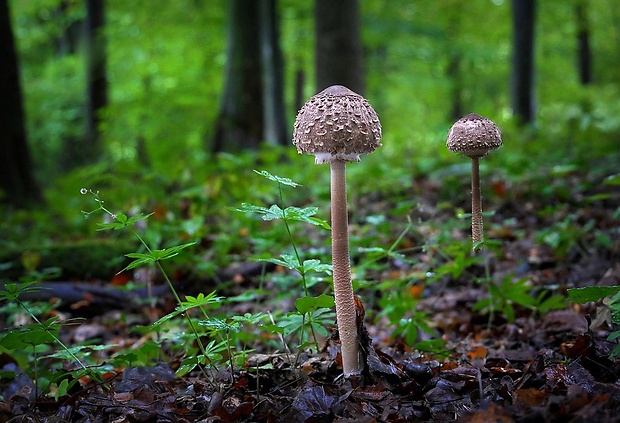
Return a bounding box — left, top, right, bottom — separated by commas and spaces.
293, 85, 382, 376
446, 113, 502, 252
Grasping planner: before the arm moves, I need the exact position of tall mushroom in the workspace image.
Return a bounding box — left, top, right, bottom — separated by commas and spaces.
293, 85, 382, 376
446, 113, 502, 252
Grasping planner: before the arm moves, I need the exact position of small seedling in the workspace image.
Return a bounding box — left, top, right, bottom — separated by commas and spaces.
568, 285, 620, 357
473, 275, 565, 324
233, 170, 334, 357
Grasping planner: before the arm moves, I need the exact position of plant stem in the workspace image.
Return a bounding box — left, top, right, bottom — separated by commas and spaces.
278, 183, 308, 296
330, 161, 361, 376
129, 229, 213, 375
470, 156, 483, 252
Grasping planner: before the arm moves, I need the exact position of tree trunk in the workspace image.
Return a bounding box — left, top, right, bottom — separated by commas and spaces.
212, 0, 262, 152
54, 0, 81, 57
82, 0, 107, 165
259, 0, 288, 146
315, 0, 364, 94
213, 0, 286, 152
446, 1, 464, 122
0, 0, 43, 208
510, 0, 536, 125
575, 0, 592, 85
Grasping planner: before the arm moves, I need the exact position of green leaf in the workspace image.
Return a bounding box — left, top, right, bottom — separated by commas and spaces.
149, 292, 223, 331
263, 205, 286, 221
259, 254, 300, 270
96, 212, 154, 231
308, 217, 331, 230
175, 355, 202, 377
0, 281, 43, 301
121, 242, 196, 271
253, 169, 301, 187
0, 331, 28, 350
261, 323, 285, 335
604, 174, 620, 186
295, 294, 335, 314
97, 222, 126, 231
608, 330, 620, 342
126, 212, 154, 225
567, 286, 620, 303
231, 203, 271, 216
301, 259, 332, 275
199, 317, 228, 331
180, 291, 224, 308
53, 378, 70, 401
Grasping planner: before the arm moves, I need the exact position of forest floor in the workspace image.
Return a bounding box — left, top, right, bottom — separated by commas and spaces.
2, 161, 620, 422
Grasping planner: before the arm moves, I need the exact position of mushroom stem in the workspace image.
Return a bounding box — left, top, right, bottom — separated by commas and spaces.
470, 156, 483, 252
330, 160, 361, 376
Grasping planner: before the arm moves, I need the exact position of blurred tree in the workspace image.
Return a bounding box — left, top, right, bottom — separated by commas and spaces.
315, 0, 364, 94
445, 0, 464, 121
260, 0, 288, 147
54, 0, 82, 57
82, 0, 107, 165
0, 0, 43, 207
575, 0, 592, 85
213, 0, 287, 152
510, 0, 536, 124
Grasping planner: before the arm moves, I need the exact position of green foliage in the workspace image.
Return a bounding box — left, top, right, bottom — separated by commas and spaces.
0, 281, 106, 398
535, 215, 594, 259
568, 286, 620, 357
375, 279, 435, 347
234, 170, 334, 351
473, 275, 565, 324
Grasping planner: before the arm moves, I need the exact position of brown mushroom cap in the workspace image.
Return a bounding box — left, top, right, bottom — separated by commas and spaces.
293, 85, 382, 164
446, 113, 502, 158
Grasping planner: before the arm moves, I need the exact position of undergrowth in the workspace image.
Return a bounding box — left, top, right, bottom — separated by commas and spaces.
1, 161, 618, 401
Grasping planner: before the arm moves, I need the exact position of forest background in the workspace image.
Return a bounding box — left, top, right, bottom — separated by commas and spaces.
2, 2, 620, 419
1, 0, 620, 288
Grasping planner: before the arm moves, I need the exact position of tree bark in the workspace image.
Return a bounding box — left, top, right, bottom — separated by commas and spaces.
259, 0, 288, 146
83, 0, 108, 165
54, 0, 81, 57
212, 0, 262, 152
0, 0, 43, 208
510, 0, 536, 125
315, 0, 364, 94
213, 0, 287, 152
575, 0, 592, 85
446, 1, 464, 122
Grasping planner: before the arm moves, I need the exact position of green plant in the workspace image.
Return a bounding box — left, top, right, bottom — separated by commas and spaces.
233, 170, 334, 358
0, 281, 106, 399
375, 278, 435, 347
535, 214, 594, 259
473, 275, 565, 324
567, 285, 620, 357
80, 189, 226, 378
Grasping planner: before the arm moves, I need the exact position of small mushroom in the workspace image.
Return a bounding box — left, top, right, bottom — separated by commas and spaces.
293, 85, 382, 377
446, 113, 502, 252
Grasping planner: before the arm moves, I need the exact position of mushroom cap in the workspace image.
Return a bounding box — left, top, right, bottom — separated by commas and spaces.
293, 85, 382, 164
446, 113, 502, 158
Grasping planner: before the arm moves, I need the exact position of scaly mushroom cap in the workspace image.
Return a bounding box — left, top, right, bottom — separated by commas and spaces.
293, 85, 382, 164
446, 113, 502, 158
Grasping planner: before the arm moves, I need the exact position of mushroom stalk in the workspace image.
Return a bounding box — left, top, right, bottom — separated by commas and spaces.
470, 156, 483, 251
330, 160, 361, 375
